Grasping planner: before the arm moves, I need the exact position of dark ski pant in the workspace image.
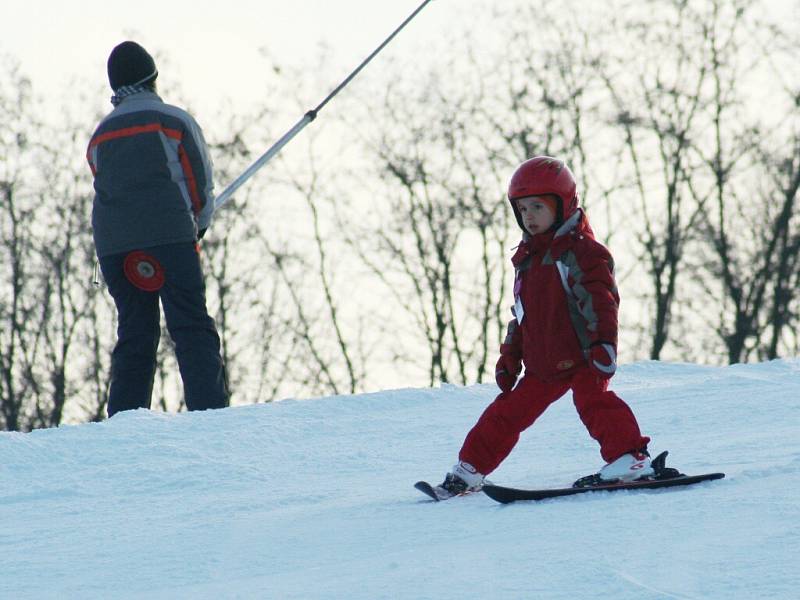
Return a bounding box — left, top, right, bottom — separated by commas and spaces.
99, 242, 229, 417
459, 368, 650, 475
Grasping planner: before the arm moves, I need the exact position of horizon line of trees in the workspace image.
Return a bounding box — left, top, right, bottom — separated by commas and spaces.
2, 0, 798, 431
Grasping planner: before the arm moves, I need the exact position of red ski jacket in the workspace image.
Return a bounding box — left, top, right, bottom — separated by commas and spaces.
503, 209, 619, 382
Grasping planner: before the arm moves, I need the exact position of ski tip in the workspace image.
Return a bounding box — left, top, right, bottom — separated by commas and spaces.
414, 481, 441, 501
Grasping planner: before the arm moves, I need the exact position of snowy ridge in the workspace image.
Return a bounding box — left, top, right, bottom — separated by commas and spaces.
1, 360, 799, 599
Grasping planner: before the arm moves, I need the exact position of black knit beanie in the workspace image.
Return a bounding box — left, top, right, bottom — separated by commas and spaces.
107, 41, 158, 91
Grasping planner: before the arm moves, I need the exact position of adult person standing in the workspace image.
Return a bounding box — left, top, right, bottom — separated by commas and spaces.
86, 41, 228, 416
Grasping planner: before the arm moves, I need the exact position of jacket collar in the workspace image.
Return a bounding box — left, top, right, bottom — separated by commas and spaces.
554, 209, 582, 238
511, 209, 588, 266
115, 90, 162, 104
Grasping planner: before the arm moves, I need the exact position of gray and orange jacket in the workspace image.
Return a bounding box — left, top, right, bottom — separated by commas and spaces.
503, 209, 620, 382
87, 91, 215, 257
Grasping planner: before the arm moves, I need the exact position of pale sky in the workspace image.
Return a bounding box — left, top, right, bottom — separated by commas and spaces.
4, 0, 796, 121
2, 0, 470, 119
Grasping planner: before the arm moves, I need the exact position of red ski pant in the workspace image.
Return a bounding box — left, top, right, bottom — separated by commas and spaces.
459, 368, 650, 476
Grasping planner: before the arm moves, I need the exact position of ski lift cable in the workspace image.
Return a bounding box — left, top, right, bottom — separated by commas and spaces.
214, 0, 435, 211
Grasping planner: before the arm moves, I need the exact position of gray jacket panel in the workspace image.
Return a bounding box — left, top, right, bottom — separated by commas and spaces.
87, 91, 215, 257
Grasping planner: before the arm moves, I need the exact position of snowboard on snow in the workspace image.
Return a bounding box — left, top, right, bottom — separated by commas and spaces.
416, 451, 725, 503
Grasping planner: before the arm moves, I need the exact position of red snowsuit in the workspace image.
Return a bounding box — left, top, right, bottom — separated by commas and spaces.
459, 209, 650, 475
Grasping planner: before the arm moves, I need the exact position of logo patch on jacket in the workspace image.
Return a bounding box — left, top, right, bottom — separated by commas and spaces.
557, 360, 575, 371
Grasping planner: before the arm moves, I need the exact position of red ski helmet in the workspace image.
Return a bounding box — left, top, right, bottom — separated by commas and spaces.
507, 157, 578, 231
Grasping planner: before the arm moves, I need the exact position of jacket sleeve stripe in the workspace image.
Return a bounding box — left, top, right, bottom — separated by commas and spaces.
177, 145, 203, 216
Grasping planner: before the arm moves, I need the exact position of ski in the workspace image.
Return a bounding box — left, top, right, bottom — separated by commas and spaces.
414, 480, 484, 501
481, 450, 724, 503
482, 472, 724, 504
414, 480, 449, 501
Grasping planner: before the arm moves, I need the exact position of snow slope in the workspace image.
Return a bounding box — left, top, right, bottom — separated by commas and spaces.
2, 360, 799, 599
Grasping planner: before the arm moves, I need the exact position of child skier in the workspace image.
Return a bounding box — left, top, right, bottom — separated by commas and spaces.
436, 156, 653, 497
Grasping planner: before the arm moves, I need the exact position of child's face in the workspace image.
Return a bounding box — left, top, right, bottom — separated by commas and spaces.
516, 196, 556, 235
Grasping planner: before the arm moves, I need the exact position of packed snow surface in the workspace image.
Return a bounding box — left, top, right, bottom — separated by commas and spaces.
2, 360, 799, 599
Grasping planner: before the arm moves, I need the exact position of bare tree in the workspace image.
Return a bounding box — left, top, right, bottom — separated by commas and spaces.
0, 60, 48, 431
201, 110, 273, 404
341, 63, 514, 386
596, 0, 716, 360
4, 1, 799, 431
250, 150, 367, 397
223, 53, 370, 400
760, 137, 800, 359
0, 178, 39, 430
689, 0, 798, 363
279, 146, 362, 394
481, 1, 599, 208
337, 1, 605, 386
33, 110, 100, 427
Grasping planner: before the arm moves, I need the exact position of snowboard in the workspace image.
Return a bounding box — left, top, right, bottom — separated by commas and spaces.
482, 471, 725, 504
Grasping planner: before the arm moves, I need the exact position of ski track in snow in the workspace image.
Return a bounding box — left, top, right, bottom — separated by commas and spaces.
1, 360, 799, 599
611, 569, 702, 600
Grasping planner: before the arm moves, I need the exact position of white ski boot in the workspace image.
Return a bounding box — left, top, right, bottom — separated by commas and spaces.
573, 449, 655, 488
437, 461, 485, 498
599, 450, 654, 482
